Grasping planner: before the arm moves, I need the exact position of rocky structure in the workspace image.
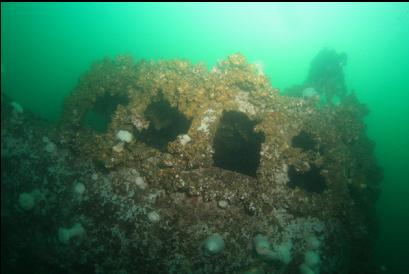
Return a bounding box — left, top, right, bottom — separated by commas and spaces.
1, 53, 382, 273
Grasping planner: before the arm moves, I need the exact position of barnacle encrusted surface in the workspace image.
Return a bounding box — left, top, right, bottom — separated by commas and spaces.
2, 54, 382, 274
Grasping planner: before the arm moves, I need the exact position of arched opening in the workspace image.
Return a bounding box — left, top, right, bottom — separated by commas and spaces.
84, 94, 129, 132
288, 165, 326, 193
212, 111, 265, 177
137, 98, 191, 151
291, 131, 316, 151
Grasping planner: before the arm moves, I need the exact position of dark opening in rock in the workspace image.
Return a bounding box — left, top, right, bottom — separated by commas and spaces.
84, 94, 129, 132
213, 111, 265, 177
291, 131, 316, 151
288, 165, 326, 193
137, 99, 191, 151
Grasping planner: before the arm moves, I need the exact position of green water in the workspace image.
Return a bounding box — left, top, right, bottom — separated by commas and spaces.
1, 3, 408, 273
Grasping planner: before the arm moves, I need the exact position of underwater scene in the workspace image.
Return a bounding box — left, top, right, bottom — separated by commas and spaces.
1, 3, 409, 274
